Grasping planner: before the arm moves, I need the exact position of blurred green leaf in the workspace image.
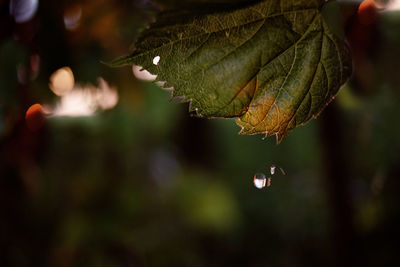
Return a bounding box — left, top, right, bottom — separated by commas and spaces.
171, 171, 241, 232
112, 0, 351, 141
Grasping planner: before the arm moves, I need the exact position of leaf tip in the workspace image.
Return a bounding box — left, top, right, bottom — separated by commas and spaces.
102, 55, 133, 68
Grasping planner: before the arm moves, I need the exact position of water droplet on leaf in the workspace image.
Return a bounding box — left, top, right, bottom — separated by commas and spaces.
153, 56, 160, 65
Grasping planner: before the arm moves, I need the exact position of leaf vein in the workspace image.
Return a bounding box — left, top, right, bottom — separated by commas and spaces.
247, 14, 320, 132
132, 8, 319, 61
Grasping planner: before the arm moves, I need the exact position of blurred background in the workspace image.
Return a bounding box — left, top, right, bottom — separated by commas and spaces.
1, 0, 400, 266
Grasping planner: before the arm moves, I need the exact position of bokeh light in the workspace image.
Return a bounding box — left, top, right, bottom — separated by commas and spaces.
9, 0, 38, 23
132, 65, 157, 81
25, 103, 45, 131
51, 77, 119, 117
64, 5, 82, 31
49, 67, 75, 96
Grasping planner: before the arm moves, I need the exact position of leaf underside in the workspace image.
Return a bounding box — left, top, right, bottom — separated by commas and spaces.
112, 0, 351, 142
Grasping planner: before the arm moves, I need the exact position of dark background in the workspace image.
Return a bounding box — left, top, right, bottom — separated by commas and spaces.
1, 0, 400, 266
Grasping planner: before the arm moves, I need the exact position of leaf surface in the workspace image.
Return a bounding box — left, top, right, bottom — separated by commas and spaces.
111, 0, 351, 141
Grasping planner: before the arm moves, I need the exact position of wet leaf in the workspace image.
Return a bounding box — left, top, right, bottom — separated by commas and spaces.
111, 0, 351, 142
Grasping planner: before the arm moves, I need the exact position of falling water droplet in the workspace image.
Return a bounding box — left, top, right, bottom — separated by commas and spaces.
253, 173, 266, 189
270, 165, 276, 175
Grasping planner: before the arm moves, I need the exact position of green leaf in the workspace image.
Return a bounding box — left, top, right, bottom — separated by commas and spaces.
111, 0, 351, 142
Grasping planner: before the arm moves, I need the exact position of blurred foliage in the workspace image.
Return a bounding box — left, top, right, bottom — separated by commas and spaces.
1, 0, 400, 267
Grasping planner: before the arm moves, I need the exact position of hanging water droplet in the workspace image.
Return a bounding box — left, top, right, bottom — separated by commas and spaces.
253, 173, 266, 189
270, 165, 276, 175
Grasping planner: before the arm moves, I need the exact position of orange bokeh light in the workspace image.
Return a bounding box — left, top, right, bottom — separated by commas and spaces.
358, 0, 378, 26
25, 103, 45, 132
